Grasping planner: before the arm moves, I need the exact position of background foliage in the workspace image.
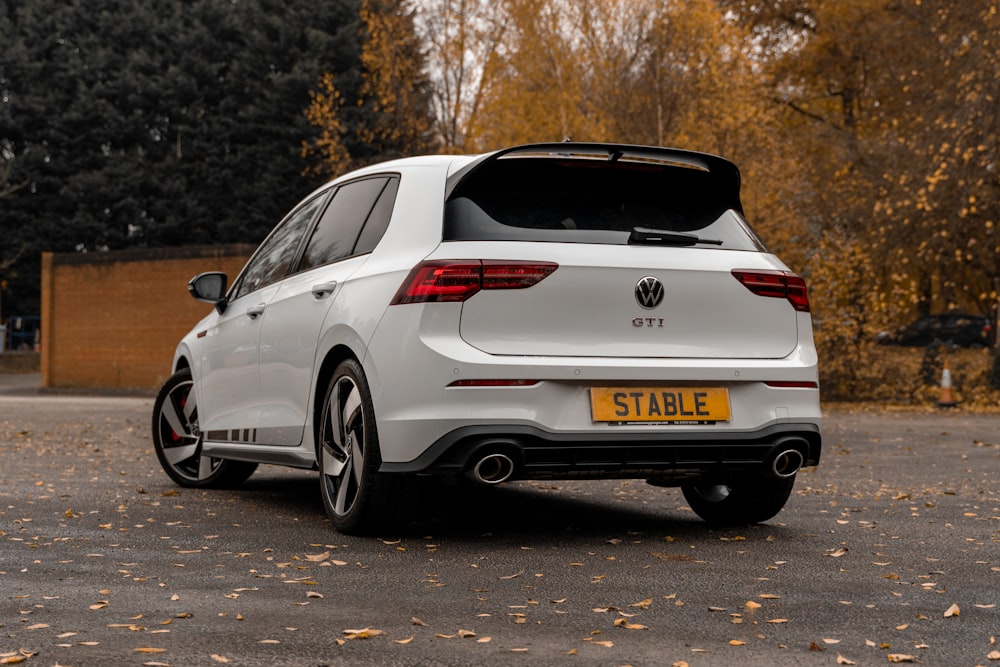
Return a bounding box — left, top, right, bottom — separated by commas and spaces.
2, 0, 998, 401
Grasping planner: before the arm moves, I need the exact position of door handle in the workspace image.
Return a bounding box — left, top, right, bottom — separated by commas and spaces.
246, 304, 265, 319
311, 282, 338, 299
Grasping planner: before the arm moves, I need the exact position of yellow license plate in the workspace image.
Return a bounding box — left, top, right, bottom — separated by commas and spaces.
590, 387, 731, 423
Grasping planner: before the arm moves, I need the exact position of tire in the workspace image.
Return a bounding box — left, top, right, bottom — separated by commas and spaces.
681, 476, 795, 526
317, 359, 415, 535
152, 368, 258, 488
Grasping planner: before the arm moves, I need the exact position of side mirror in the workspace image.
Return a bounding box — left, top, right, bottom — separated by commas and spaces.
187, 272, 228, 312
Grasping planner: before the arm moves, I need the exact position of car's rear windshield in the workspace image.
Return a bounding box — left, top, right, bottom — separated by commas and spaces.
444, 155, 767, 250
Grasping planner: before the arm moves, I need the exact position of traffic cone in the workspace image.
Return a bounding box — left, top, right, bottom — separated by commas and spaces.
937, 361, 958, 408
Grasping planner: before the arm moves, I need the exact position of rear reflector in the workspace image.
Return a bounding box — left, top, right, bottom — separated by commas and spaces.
447, 379, 540, 387
391, 260, 557, 305
732, 270, 810, 312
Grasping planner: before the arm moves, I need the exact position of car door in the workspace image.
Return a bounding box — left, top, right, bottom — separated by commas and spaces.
198, 194, 327, 441
256, 176, 399, 446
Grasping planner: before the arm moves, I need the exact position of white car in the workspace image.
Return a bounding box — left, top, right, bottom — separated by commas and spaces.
152, 142, 822, 534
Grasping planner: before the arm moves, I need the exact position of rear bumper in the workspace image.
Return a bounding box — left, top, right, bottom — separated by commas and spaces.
380, 422, 821, 484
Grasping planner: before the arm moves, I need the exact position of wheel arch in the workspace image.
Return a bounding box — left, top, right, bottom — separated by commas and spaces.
312, 344, 363, 455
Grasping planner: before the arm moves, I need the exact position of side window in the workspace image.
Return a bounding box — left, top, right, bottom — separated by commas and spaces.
233, 194, 326, 300
353, 176, 399, 255
297, 176, 392, 272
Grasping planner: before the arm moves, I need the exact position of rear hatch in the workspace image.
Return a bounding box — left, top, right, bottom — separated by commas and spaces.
441, 143, 802, 360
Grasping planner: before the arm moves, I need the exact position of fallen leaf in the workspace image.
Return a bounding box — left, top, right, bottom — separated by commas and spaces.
826, 548, 848, 558
986, 650, 1000, 660
477, 637, 492, 643
944, 603, 960, 618
458, 629, 476, 638
613, 618, 648, 630
210, 655, 231, 663
758, 594, 780, 599
744, 601, 762, 610
305, 551, 329, 562
343, 627, 384, 639
499, 569, 525, 580
649, 552, 699, 562
630, 598, 653, 609
766, 619, 789, 624
729, 640, 746, 646
134, 647, 167, 653
305, 591, 324, 599
887, 655, 916, 663
411, 617, 428, 626
393, 636, 414, 645
837, 654, 857, 665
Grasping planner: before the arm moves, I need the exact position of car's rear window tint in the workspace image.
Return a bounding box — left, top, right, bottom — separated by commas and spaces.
444, 157, 765, 250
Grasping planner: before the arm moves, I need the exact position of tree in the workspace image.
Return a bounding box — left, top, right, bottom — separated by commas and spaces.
416, 0, 509, 152
468, 0, 616, 148
0, 0, 363, 319
303, 0, 436, 177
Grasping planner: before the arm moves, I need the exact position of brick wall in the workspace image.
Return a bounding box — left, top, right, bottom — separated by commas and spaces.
41, 245, 254, 391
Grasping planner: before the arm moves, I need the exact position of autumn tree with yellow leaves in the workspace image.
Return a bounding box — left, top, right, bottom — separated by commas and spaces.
303, 0, 435, 177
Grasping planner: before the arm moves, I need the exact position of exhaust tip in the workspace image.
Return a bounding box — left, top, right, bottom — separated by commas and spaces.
771, 448, 805, 479
470, 453, 515, 485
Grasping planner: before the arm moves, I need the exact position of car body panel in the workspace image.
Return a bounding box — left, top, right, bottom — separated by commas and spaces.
452, 241, 798, 359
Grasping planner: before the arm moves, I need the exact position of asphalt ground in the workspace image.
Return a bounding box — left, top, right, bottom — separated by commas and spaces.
0, 386, 998, 666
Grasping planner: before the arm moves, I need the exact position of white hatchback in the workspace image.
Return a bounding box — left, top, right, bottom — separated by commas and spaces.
152, 142, 822, 534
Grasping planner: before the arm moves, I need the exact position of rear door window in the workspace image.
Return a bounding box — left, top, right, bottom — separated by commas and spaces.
233, 194, 326, 300
297, 176, 397, 272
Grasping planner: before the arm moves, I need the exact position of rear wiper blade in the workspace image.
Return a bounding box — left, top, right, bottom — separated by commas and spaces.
628, 227, 723, 246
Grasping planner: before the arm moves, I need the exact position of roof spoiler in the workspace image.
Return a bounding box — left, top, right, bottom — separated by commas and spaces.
445, 141, 742, 201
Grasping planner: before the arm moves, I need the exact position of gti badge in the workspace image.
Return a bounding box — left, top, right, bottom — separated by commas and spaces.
635, 276, 664, 309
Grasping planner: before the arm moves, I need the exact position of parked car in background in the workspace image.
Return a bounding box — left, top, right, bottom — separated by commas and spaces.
877, 313, 995, 348
151, 142, 822, 534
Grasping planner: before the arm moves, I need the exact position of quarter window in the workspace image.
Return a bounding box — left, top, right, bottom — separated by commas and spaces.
353, 177, 399, 256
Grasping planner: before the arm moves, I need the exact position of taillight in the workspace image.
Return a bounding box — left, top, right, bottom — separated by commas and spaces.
732, 270, 810, 312
391, 260, 557, 305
